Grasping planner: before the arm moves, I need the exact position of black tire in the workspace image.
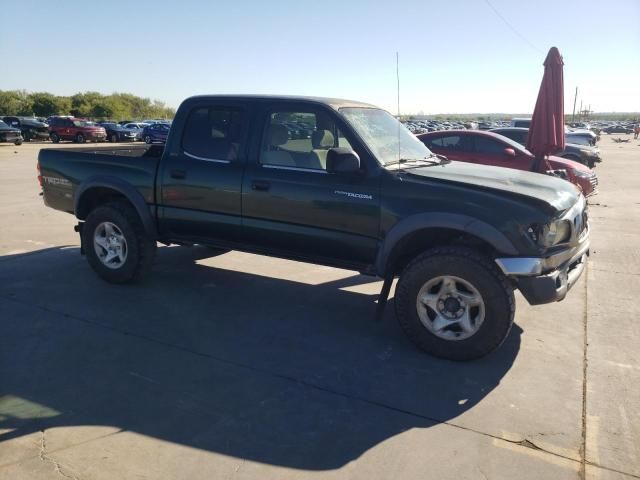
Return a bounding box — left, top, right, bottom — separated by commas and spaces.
82, 201, 156, 284
23, 131, 31, 142
50, 133, 60, 143
14, 139, 23, 146
111, 134, 118, 143
76, 133, 86, 144
144, 135, 152, 144
394, 246, 515, 361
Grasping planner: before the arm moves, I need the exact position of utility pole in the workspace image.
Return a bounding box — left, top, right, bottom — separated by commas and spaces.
579, 100, 583, 121
572, 87, 578, 123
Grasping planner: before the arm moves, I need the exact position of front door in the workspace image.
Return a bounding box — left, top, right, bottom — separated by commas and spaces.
157, 101, 249, 244
472, 135, 534, 170
241, 104, 381, 268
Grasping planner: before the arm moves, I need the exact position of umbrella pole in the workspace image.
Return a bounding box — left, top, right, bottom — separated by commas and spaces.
533, 154, 543, 173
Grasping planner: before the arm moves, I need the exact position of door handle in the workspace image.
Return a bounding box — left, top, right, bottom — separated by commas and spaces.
252, 180, 270, 191
170, 169, 186, 179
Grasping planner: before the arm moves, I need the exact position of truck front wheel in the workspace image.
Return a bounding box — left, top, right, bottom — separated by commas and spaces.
394, 247, 515, 361
82, 201, 156, 283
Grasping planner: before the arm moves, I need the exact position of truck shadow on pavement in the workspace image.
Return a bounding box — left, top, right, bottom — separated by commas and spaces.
0, 246, 521, 470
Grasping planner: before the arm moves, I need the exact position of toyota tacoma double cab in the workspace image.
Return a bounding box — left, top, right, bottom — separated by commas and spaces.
37, 95, 590, 360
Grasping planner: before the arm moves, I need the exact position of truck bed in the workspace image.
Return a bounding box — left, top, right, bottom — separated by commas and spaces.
38, 145, 163, 215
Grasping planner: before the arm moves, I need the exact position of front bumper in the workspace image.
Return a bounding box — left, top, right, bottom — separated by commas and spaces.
496, 230, 590, 305
515, 252, 587, 305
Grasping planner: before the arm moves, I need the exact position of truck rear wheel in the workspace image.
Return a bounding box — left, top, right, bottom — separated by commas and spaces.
82, 201, 156, 283
394, 247, 515, 361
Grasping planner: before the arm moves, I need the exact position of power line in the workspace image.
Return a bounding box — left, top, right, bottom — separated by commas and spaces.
483, 0, 543, 54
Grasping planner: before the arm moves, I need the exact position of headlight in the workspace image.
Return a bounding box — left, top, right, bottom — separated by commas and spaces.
529, 220, 571, 247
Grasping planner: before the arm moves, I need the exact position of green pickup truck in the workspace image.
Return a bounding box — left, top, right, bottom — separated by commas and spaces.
38, 95, 590, 360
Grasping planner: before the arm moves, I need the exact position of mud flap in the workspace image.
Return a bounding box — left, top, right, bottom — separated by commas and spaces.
375, 275, 394, 321
74, 222, 85, 255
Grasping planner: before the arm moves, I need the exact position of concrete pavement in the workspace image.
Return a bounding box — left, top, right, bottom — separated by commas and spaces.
0, 138, 638, 479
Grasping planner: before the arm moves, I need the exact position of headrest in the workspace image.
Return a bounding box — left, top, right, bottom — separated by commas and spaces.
268, 124, 289, 146
211, 128, 225, 139
312, 129, 335, 149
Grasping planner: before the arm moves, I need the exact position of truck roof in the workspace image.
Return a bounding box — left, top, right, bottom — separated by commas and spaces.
183, 94, 379, 110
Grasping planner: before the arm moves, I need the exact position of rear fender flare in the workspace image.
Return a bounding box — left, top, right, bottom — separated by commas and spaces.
375, 212, 518, 276
75, 176, 157, 239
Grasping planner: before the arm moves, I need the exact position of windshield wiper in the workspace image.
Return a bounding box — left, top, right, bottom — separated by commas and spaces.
385, 154, 450, 168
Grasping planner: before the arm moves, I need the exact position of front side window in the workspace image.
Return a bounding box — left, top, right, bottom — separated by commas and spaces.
340, 107, 432, 166
182, 106, 245, 161
260, 109, 350, 170
474, 136, 508, 155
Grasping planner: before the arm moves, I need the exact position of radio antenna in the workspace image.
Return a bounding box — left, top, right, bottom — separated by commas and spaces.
396, 51, 401, 173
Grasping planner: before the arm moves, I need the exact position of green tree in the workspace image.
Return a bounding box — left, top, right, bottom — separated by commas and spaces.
30, 92, 69, 117
0, 90, 33, 115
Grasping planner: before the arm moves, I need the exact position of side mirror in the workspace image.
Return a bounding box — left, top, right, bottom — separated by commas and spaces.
326, 148, 360, 174
503, 147, 516, 157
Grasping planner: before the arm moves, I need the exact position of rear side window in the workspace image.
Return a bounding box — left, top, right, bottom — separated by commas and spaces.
182, 106, 246, 161
430, 135, 467, 151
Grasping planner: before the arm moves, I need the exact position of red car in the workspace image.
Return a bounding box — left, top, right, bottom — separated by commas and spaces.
49, 117, 107, 144
417, 130, 598, 196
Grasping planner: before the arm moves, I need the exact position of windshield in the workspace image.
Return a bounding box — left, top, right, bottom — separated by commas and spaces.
0, 120, 9, 128
340, 107, 433, 165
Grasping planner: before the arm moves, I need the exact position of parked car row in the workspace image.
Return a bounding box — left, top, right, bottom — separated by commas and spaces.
0, 115, 174, 145
490, 127, 601, 168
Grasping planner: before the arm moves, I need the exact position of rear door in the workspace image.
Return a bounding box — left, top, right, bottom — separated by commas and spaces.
241, 103, 380, 267
157, 101, 249, 243
421, 134, 472, 162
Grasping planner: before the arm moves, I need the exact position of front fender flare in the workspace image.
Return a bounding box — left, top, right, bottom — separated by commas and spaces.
375, 212, 518, 276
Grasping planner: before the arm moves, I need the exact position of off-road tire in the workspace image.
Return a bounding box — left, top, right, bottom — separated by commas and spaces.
395, 246, 515, 361
82, 201, 156, 283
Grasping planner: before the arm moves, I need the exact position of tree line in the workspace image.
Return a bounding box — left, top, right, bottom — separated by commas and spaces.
0, 90, 175, 120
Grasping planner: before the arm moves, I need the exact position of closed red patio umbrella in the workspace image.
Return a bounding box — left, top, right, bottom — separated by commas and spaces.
526, 47, 565, 173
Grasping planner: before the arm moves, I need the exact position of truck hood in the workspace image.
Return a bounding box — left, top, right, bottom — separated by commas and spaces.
401, 161, 579, 213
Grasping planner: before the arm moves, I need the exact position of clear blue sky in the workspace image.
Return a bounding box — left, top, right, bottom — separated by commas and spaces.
2, 0, 639, 114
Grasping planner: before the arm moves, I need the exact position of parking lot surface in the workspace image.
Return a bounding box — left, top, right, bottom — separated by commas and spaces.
1, 139, 638, 479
